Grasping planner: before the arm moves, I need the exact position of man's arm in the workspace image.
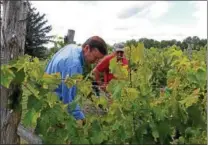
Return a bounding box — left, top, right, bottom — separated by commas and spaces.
92, 56, 109, 85
92, 68, 102, 86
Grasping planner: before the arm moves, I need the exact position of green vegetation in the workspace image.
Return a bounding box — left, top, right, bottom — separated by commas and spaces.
1, 41, 206, 144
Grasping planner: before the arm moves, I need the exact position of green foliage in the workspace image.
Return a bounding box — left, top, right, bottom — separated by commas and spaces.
1, 43, 206, 144
1, 65, 15, 88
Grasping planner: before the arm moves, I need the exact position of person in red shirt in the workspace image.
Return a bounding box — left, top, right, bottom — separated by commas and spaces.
92, 43, 128, 95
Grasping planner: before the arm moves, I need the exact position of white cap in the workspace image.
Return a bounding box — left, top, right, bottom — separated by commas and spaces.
113, 43, 125, 52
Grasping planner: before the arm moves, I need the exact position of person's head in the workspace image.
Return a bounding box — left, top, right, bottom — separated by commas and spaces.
113, 43, 125, 61
82, 36, 108, 64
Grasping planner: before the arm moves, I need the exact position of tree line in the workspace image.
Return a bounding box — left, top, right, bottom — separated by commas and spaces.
125, 36, 207, 50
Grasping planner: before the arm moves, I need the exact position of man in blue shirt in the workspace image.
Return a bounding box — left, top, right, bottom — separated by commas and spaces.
45, 36, 108, 121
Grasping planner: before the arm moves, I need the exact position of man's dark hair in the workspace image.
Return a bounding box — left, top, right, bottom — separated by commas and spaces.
82, 36, 108, 55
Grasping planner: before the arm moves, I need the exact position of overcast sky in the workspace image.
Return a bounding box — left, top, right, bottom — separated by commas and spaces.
31, 1, 207, 45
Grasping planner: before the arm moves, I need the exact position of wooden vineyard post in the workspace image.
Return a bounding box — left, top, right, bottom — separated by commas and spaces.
0, 0, 28, 144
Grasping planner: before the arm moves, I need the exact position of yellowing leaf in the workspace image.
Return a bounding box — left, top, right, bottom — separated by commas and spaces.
179, 96, 199, 108
193, 88, 200, 96
33, 57, 40, 64
171, 49, 183, 57
124, 88, 138, 101
109, 58, 128, 79
26, 82, 40, 98
77, 81, 92, 96
47, 92, 58, 107
64, 77, 76, 88
136, 42, 145, 63
124, 46, 131, 60
109, 57, 117, 74
42, 73, 61, 86
123, 65, 128, 69
71, 74, 83, 81
96, 96, 108, 108
126, 43, 145, 64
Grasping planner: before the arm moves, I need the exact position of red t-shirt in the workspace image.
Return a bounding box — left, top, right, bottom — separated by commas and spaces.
95, 53, 128, 83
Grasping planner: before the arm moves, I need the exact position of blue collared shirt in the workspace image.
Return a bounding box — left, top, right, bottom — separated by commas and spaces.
45, 44, 85, 120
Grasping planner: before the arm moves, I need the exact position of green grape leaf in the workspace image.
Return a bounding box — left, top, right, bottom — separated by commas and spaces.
107, 80, 127, 99
91, 120, 101, 132
1, 65, 15, 88
71, 74, 83, 80
9, 67, 26, 84
44, 128, 68, 144
117, 126, 127, 140
35, 114, 50, 135
30, 66, 42, 81
178, 136, 185, 144
140, 83, 151, 96
96, 96, 108, 108
23, 108, 39, 127
171, 49, 183, 57
33, 57, 39, 64
157, 121, 171, 143
195, 67, 206, 86
90, 133, 105, 144
65, 118, 76, 132
179, 95, 198, 108
109, 57, 128, 79
25, 82, 39, 98
112, 85, 122, 99
111, 121, 120, 130
104, 114, 114, 123
49, 104, 66, 122
13, 55, 30, 71
27, 95, 43, 112
69, 100, 78, 111
124, 46, 131, 61
77, 81, 92, 96
78, 138, 90, 144
109, 57, 117, 73
47, 92, 58, 107
64, 77, 76, 88
188, 72, 197, 83
130, 44, 139, 64
125, 88, 138, 101
124, 43, 145, 64
64, 74, 83, 88
185, 127, 194, 137
135, 42, 145, 63
152, 129, 159, 141
42, 73, 61, 86
56, 128, 69, 143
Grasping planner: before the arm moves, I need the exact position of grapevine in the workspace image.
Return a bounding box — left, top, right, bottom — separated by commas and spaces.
1, 43, 206, 144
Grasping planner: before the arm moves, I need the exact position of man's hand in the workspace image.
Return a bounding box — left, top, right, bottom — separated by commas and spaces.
105, 92, 113, 105
100, 83, 107, 92
108, 98, 113, 105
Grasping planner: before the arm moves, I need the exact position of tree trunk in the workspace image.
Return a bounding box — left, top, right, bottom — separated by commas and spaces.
0, 0, 28, 144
